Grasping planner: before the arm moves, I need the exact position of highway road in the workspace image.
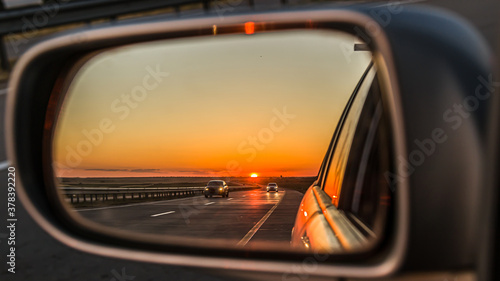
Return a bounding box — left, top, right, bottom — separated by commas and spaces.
76, 187, 304, 247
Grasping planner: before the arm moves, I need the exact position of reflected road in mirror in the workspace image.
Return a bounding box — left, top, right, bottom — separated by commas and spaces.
75, 177, 307, 248
49, 29, 392, 254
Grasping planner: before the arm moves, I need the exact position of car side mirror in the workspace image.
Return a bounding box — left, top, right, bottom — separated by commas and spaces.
6, 4, 497, 279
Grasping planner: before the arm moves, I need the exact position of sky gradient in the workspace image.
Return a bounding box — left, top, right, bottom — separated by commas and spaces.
53, 30, 371, 177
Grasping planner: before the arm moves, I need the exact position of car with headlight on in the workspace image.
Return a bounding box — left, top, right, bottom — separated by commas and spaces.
204, 180, 229, 198
266, 183, 278, 192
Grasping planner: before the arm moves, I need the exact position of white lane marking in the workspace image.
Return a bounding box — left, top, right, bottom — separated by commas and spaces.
374, 0, 425, 7
76, 195, 204, 212
0, 160, 10, 171
150, 211, 175, 217
227, 198, 233, 201
237, 190, 286, 247
204, 202, 215, 206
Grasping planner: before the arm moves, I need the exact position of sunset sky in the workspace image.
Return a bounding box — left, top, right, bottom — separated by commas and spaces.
53, 29, 371, 178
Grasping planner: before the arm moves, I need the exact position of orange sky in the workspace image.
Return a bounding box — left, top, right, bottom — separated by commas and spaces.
53, 30, 371, 178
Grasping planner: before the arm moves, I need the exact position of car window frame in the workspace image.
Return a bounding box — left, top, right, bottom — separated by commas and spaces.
317, 62, 375, 201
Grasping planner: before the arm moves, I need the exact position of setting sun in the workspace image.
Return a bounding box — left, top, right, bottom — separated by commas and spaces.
53, 31, 371, 178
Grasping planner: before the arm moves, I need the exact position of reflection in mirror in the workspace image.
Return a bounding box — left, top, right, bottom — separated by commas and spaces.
50, 29, 392, 254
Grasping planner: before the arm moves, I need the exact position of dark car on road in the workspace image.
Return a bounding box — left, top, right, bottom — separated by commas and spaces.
204, 180, 229, 198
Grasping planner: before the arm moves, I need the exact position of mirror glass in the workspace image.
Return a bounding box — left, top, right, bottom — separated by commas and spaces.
50, 29, 393, 254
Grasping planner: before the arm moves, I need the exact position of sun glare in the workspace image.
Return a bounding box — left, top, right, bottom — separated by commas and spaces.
250, 173, 258, 178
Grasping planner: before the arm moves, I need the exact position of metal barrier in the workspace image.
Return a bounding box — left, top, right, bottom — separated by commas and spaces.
61, 185, 258, 204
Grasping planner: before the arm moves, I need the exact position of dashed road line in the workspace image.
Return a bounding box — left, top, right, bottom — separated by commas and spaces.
151, 211, 175, 217
76, 195, 205, 212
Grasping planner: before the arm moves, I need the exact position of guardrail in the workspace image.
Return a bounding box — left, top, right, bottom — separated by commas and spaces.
61, 185, 258, 204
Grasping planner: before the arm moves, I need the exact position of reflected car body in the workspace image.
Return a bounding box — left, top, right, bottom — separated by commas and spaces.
266, 183, 278, 192
292, 62, 391, 253
204, 180, 229, 198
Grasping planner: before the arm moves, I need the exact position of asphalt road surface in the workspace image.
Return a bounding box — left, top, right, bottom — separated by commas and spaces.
76, 187, 304, 247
